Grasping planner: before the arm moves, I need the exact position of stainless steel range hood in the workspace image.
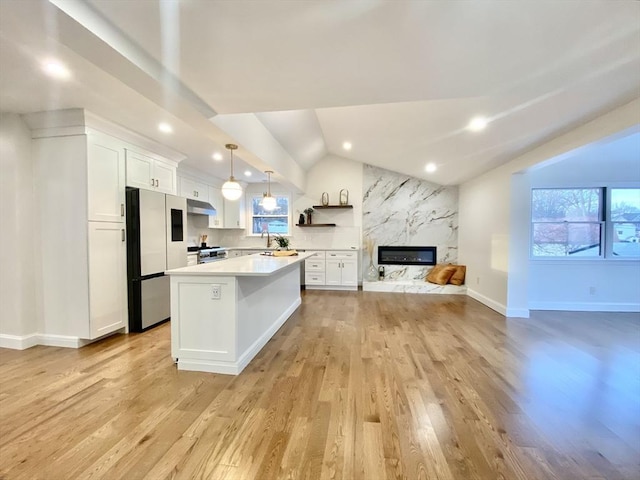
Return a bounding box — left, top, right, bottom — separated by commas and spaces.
186, 199, 217, 216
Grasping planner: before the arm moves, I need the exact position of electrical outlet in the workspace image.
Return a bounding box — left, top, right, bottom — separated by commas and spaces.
211, 284, 221, 300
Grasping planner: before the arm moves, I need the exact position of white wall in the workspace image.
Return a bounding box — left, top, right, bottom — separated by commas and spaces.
0, 113, 37, 345
213, 154, 363, 251
527, 132, 640, 312
459, 98, 640, 316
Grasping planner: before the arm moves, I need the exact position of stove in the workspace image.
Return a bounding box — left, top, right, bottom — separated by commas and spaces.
188, 246, 228, 264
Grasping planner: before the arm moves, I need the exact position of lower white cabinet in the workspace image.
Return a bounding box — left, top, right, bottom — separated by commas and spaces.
88, 222, 127, 338
305, 250, 357, 291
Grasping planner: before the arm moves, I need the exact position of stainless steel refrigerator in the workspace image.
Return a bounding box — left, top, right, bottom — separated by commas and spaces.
126, 187, 187, 332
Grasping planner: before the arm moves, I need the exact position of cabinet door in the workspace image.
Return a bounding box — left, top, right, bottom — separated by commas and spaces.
340, 258, 358, 286
88, 136, 125, 223
180, 177, 199, 200
126, 149, 154, 191
153, 160, 176, 195
207, 186, 224, 228
325, 259, 343, 286
88, 221, 127, 339
224, 195, 245, 229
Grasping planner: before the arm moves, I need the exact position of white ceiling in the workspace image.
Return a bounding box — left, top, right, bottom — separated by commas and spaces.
1, 0, 639, 188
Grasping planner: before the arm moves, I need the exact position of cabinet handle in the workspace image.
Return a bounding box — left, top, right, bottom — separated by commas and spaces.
155, 179, 159, 187
121, 229, 125, 242
120, 203, 124, 217
150, 178, 155, 186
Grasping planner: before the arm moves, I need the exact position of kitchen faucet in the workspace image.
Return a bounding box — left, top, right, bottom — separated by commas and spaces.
261, 229, 272, 248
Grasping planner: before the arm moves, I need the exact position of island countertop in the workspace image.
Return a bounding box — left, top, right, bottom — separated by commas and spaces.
165, 252, 316, 277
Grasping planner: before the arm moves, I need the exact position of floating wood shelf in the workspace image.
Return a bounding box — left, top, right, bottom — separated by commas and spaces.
312, 205, 353, 209
295, 223, 337, 227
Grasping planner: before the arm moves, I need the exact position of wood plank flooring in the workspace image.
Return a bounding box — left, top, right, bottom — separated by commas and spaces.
1, 291, 639, 479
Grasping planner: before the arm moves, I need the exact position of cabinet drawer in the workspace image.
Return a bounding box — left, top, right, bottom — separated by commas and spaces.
305, 272, 326, 285
305, 260, 325, 271
327, 250, 358, 259
305, 250, 326, 260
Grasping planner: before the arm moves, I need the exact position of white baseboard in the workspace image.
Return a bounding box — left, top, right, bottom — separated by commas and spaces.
37, 334, 88, 348
466, 289, 507, 316
529, 301, 640, 312
505, 307, 530, 318
0, 333, 39, 350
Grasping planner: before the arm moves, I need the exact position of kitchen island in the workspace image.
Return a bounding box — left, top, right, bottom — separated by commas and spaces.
165, 252, 315, 374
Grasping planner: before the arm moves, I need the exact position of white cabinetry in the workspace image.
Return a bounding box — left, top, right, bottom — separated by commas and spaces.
180, 177, 208, 201
207, 186, 224, 228
224, 195, 245, 229
34, 132, 128, 342
88, 222, 127, 338
126, 149, 176, 195
306, 250, 358, 291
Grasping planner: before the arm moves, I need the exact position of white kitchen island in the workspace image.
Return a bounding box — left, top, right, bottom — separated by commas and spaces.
165, 252, 315, 375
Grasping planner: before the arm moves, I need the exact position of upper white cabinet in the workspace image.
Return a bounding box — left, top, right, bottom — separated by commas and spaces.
224, 195, 246, 229
207, 186, 224, 228
87, 134, 126, 223
180, 177, 208, 201
126, 149, 177, 195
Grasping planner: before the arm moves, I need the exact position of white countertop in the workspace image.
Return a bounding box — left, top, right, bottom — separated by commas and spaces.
167, 252, 316, 277
226, 246, 359, 251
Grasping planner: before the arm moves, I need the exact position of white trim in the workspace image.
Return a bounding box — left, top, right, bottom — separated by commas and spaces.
0, 333, 39, 350
305, 285, 358, 291
505, 307, 530, 318
37, 334, 90, 348
529, 301, 640, 312
466, 288, 507, 316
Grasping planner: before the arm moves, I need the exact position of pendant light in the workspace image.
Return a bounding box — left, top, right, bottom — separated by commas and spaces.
261, 170, 277, 211
221, 143, 242, 201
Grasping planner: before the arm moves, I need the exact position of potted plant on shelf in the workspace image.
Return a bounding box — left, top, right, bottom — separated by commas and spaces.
273, 234, 290, 250
304, 207, 314, 225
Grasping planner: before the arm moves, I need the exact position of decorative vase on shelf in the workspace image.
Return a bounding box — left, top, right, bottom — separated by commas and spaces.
306, 213, 312, 224
298, 213, 305, 225
366, 263, 378, 282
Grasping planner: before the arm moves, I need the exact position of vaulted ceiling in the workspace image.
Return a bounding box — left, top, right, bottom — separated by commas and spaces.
1, 0, 639, 190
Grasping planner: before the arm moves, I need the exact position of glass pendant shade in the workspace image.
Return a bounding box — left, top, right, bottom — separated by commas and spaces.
261, 194, 277, 211
222, 178, 242, 200
222, 143, 242, 201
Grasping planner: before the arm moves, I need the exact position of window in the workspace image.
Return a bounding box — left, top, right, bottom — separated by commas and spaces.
531, 187, 640, 259
250, 195, 290, 235
610, 188, 640, 257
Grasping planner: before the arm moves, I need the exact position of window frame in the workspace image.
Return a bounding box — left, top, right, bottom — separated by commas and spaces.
247, 193, 292, 237
530, 186, 640, 261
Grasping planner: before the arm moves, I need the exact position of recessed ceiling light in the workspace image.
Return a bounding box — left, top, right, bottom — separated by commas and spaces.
425, 163, 437, 173
467, 116, 488, 132
42, 60, 70, 80
158, 122, 173, 134
342, 141, 352, 151
244, 170, 252, 177
212, 152, 223, 161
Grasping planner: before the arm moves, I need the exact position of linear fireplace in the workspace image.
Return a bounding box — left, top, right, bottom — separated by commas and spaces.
378, 246, 437, 266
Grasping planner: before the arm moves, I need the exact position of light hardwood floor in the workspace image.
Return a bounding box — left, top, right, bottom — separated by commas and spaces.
1, 291, 639, 480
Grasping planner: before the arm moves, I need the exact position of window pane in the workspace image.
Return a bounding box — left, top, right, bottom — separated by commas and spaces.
532, 222, 601, 257
252, 216, 289, 235
532, 188, 602, 222
613, 222, 640, 257
252, 195, 288, 215
611, 188, 640, 221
